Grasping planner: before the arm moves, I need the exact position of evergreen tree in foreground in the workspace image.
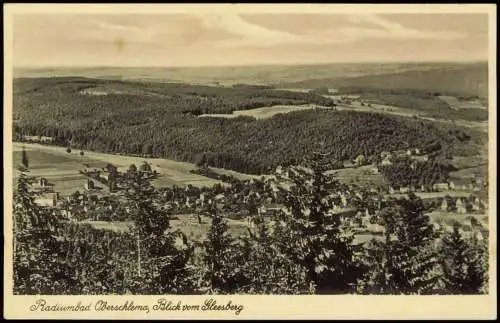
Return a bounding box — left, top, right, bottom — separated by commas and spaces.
120, 172, 194, 294
359, 193, 440, 294
13, 167, 67, 294
439, 222, 487, 294
202, 203, 236, 293
273, 152, 362, 294
21, 147, 29, 169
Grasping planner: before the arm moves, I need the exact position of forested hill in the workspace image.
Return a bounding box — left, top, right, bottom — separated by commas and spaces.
278, 63, 488, 99
13, 77, 484, 175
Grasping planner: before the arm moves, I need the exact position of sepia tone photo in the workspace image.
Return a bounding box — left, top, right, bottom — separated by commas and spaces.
3, 3, 497, 319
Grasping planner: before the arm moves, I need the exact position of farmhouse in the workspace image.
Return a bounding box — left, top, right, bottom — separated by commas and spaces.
23, 135, 54, 143
456, 198, 467, 214
35, 193, 59, 207
84, 179, 95, 190
433, 182, 450, 191
440, 198, 449, 211
100, 172, 117, 183
354, 154, 366, 166
83, 167, 101, 174
380, 156, 393, 166
258, 203, 283, 217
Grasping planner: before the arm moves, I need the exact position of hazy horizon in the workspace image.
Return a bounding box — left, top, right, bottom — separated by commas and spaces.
13, 60, 488, 71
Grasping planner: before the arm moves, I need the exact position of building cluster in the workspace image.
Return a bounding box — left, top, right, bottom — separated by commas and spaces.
387, 177, 486, 195
22, 135, 55, 144
439, 195, 487, 214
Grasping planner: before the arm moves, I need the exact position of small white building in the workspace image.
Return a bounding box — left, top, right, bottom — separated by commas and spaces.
456, 198, 467, 214
441, 198, 448, 211
433, 183, 450, 191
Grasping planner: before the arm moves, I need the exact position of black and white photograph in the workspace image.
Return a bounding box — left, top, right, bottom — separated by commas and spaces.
3, 3, 497, 319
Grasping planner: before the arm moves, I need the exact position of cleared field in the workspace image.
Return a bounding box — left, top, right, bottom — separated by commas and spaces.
12, 148, 109, 195
439, 96, 487, 110
13, 142, 224, 194
450, 165, 488, 180
328, 165, 387, 187
199, 104, 332, 120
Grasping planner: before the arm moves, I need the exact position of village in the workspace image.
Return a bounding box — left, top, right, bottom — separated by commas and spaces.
26, 143, 487, 243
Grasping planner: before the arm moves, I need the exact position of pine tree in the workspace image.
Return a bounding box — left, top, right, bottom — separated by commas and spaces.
13, 169, 67, 294
359, 193, 440, 294
119, 171, 194, 294
202, 204, 234, 293
440, 222, 487, 294
273, 152, 362, 294
21, 147, 29, 169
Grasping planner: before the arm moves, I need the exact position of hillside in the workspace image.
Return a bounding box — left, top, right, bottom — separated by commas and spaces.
278, 63, 488, 99
13, 77, 485, 175
14, 62, 466, 86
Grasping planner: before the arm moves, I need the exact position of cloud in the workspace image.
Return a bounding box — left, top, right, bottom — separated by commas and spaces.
85, 20, 164, 43
193, 13, 302, 47
345, 14, 467, 40
191, 13, 467, 48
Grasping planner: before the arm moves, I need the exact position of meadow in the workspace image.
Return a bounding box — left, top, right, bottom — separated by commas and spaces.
13, 143, 224, 194
199, 104, 331, 120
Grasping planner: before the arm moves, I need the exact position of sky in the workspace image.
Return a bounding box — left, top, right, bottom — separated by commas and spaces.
12, 13, 489, 67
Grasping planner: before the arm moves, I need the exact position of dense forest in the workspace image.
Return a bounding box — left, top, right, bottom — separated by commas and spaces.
13, 153, 488, 295
13, 78, 484, 175
379, 156, 458, 187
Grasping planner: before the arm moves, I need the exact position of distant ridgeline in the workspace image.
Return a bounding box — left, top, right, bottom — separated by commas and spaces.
13, 77, 485, 175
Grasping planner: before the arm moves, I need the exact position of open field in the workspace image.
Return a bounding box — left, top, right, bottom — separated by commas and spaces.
439, 96, 487, 110
13, 147, 109, 195
328, 165, 387, 187
450, 165, 489, 180
199, 104, 331, 120
13, 142, 226, 193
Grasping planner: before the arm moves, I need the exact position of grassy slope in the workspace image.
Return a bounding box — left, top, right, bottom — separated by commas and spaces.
13, 143, 224, 193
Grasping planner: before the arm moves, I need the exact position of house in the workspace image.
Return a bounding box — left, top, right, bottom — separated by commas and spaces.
84, 179, 95, 190
380, 158, 393, 166
406, 149, 413, 156
414, 148, 421, 155
341, 195, 348, 208
440, 198, 448, 211
35, 193, 58, 207
100, 172, 114, 182
354, 154, 366, 166
433, 183, 449, 191
400, 187, 409, 194
258, 204, 283, 217
83, 167, 101, 174
388, 186, 396, 194
456, 198, 467, 214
